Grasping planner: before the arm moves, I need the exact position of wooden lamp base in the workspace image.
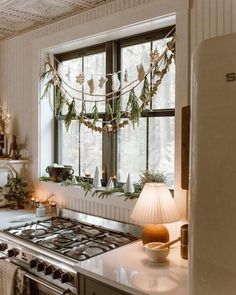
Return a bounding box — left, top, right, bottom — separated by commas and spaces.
141, 224, 169, 245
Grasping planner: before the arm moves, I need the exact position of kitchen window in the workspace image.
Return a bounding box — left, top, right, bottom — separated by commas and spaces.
54, 26, 175, 187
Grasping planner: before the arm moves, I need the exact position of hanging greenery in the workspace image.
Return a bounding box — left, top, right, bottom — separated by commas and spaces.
40, 30, 175, 133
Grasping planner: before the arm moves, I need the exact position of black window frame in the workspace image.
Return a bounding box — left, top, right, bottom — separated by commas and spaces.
54, 25, 175, 183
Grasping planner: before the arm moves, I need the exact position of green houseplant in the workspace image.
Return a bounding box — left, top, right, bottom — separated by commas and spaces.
4, 174, 30, 209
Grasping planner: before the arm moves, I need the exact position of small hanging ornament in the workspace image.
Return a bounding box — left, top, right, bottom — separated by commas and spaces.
87, 77, 95, 95
124, 70, 129, 83
76, 73, 85, 85
112, 73, 120, 92
65, 66, 71, 81
137, 63, 145, 82
98, 77, 107, 88
150, 49, 160, 64
103, 123, 113, 133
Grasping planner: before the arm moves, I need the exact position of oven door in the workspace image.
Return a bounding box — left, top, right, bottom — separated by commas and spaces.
25, 273, 73, 295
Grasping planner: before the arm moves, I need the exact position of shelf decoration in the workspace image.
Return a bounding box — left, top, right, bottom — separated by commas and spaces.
40, 28, 175, 133
124, 173, 134, 193
106, 177, 115, 189
93, 166, 101, 189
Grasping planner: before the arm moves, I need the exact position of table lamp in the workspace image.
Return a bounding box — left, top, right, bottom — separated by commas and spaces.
130, 183, 180, 245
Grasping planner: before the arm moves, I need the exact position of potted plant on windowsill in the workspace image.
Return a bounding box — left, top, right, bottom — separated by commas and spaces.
4, 174, 30, 209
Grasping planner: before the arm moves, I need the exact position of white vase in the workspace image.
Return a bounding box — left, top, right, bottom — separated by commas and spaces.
124, 173, 134, 193
93, 166, 101, 189
106, 177, 114, 189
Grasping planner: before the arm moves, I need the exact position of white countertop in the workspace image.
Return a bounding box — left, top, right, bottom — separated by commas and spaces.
0, 207, 48, 228
75, 241, 188, 295
0, 208, 188, 295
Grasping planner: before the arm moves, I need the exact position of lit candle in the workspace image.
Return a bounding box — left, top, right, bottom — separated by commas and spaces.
50, 201, 56, 207
30, 196, 35, 208
112, 175, 117, 184
35, 198, 40, 208
50, 201, 57, 216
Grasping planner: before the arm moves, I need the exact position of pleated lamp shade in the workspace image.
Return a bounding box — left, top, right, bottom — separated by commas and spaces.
130, 183, 179, 244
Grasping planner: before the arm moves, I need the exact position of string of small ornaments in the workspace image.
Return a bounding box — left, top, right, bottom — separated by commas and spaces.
41, 29, 175, 133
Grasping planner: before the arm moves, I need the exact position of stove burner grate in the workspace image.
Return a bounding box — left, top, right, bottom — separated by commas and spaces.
4, 216, 139, 262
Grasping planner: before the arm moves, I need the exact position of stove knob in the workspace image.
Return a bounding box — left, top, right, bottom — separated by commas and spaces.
37, 261, 47, 272
7, 248, 19, 257
0, 243, 7, 252
29, 258, 38, 268
61, 272, 73, 284
44, 265, 55, 275
52, 268, 63, 280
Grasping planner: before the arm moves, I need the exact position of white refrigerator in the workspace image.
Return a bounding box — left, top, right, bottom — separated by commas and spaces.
190, 32, 236, 295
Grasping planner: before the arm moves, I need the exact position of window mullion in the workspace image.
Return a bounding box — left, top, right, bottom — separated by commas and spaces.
102, 41, 118, 183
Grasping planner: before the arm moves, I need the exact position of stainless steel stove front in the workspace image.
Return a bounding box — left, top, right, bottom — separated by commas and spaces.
0, 235, 78, 295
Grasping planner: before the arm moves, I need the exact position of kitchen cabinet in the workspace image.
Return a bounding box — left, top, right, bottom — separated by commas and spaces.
80, 276, 130, 295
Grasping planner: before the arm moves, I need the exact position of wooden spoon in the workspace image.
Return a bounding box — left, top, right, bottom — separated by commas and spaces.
152, 237, 180, 250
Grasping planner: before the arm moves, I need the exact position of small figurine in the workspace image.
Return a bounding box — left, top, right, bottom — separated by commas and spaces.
9, 135, 20, 159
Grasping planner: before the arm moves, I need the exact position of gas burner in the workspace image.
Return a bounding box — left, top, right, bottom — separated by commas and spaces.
51, 218, 75, 229
103, 234, 131, 245
37, 240, 58, 250
20, 228, 49, 239
81, 227, 102, 237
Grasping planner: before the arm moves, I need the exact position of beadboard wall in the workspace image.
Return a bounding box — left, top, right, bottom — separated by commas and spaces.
190, 0, 236, 51
0, 0, 189, 218
37, 181, 135, 223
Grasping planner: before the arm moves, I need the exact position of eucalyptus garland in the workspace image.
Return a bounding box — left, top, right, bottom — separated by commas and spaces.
41, 33, 175, 133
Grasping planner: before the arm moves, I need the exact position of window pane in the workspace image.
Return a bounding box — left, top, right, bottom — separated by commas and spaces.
58, 58, 83, 114
120, 42, 151, 110
152, 38, 175, 109
84, 52, 106, 113
148, 117, 175, 188
117, 119, 147, 182
80, 123, 102, 177
58, 120, 80, 174
58, 120, 102, 177
57, 51, 106, 115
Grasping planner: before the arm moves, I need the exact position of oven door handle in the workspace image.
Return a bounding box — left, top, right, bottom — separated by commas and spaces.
25, 273, 71, 295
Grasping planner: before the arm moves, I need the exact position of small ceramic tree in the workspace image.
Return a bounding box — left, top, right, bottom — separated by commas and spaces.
4, 174, 30, 209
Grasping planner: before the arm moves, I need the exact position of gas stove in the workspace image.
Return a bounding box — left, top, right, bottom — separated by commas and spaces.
0, 209, 140, 295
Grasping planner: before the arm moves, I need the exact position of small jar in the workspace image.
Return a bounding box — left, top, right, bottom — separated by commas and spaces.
36, 204, 46, 217
180, 224, 188, 259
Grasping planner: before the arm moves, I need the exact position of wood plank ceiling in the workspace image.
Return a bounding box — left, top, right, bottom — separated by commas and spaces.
0, 0, 114, 41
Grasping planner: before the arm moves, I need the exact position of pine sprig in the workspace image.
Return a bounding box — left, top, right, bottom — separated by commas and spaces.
128, 89, 141, 126
55, 86, 65, 116
140, 76, 150, 107
115, 98, 121, 124
92, 103, 99, 125
64, 99, 77, 131
105, 102, 113, 117
41, 78, 54, 99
